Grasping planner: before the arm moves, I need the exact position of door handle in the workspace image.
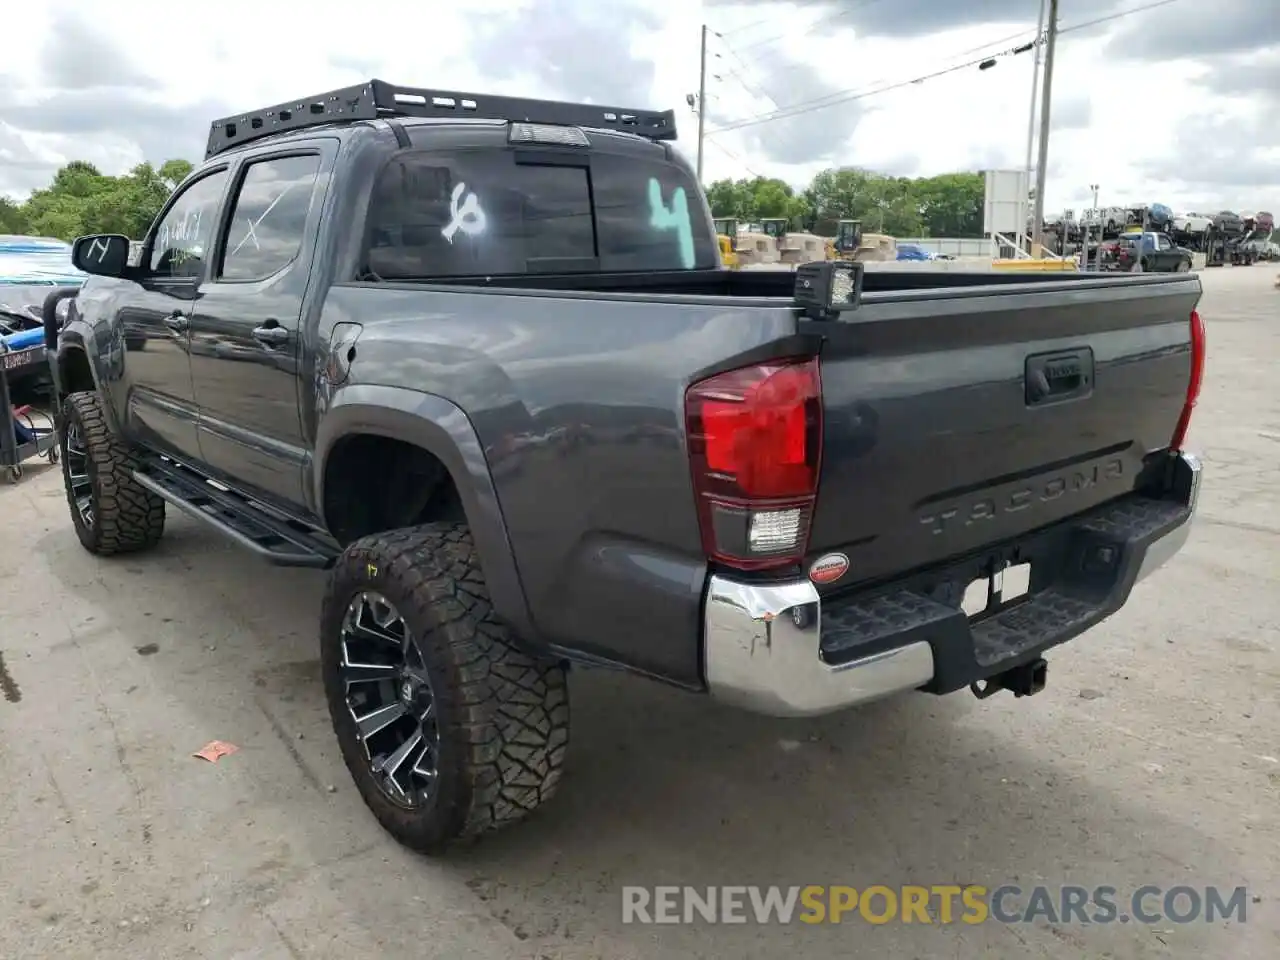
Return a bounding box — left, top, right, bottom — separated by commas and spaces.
1025, 348, 1094, 406
252, 324, 290, 347
164, 312, 189, 333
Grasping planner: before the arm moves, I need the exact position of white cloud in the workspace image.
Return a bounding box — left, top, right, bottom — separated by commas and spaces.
1, 0, 1276, 219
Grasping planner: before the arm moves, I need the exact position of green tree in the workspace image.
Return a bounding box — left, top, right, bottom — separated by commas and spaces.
705, 178, 756, 220
5, 153, 988, 247
795, 166, 982, 238
3, 157, 195, 242
0, 197, 31, 235
752, 180, 791, 218
913, 173, 985, 238
705, 175, 819, 229
159, 159, 194, 188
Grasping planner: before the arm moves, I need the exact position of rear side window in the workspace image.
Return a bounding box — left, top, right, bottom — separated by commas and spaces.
219, 155, 322, 282
364, 147, 716, 279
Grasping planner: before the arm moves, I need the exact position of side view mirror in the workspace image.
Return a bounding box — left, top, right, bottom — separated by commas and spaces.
71, 234, 133, 277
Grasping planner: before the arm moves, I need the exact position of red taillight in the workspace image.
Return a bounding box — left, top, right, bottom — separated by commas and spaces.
1170, 308, 1205, 451
685, 357, 823, 571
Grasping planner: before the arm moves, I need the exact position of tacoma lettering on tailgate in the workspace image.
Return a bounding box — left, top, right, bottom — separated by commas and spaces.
919, 458, 1124, 536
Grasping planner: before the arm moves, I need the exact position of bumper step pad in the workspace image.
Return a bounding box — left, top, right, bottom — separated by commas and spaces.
817, 493, 1192, 693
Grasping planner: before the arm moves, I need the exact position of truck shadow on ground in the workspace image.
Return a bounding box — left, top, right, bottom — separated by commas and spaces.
30, 514, 1247, 959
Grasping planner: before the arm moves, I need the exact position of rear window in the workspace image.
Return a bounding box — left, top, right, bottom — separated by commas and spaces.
364, 147, 717, 278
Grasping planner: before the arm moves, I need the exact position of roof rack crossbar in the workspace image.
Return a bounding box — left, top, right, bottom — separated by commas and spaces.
205, 79, 678, 158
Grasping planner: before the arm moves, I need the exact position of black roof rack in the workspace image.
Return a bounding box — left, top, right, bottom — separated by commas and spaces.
205, 79, 678, 158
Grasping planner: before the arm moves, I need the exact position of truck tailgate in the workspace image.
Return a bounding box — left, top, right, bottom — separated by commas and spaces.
805, 275, 1200, 588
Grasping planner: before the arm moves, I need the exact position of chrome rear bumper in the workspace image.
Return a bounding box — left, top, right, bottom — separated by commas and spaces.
702, 452, 1201, 718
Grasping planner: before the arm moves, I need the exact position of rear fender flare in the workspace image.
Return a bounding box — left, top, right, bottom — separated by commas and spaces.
314, 384, 536, 643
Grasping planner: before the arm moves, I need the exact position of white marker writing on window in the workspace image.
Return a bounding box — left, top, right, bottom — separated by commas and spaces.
230, 182, 297, 257
441, 182, 486, 243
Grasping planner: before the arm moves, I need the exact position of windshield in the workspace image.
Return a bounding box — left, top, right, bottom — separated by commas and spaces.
364, 144, 718, 279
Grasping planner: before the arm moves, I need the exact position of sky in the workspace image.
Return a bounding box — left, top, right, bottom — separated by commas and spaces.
1, 0, 1276, 219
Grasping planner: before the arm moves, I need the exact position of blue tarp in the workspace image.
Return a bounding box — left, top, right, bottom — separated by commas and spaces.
1, 326, 45, 350
896, 243, 935, 261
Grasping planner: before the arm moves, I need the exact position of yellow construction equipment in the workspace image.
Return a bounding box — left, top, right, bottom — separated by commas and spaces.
758, 218, 789, 240
712, 217, 740, 269
833, 219, 863, 257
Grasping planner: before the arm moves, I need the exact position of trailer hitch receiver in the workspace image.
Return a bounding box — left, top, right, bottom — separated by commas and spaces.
970, 657, 1048, 700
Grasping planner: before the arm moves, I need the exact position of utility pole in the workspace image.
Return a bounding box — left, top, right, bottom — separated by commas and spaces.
696, 23, 708, 182
1023, 0, 1047, 254
1030, 0, 1059, 255
1086, 183, 1100, 271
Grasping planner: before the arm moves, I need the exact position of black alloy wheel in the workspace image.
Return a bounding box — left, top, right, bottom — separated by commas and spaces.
338, 591, 441, 808
63, 416, 95, 529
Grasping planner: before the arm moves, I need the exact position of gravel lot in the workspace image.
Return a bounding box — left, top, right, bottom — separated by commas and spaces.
1, 265, 1276, 960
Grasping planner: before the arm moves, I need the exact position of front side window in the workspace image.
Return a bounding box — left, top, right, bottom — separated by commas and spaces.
150, 170, 228, 279
365, 146, 716, 279
220, 155, 322, 282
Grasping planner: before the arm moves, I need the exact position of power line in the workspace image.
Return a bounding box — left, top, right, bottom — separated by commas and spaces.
706, 33, 1038, 135
938, 25, 1045, 61
1060, 0, 1184, 35
728, 0, 887, 56
703, 136, 765, 178
735, 22, 1040, 98
705, 0, 1185, 137
707, 20, 1034, 124
716, 10, 779, 38
710, 43, 783, 112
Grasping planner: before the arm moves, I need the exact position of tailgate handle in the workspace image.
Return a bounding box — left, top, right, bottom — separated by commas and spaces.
1026, 349, 1093, 406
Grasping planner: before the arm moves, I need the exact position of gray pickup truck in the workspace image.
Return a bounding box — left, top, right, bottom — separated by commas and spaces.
46, 80, 1204, 855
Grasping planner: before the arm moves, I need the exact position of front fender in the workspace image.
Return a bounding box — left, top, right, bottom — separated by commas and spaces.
314, 383, 536, 643
53, 321, 126, 434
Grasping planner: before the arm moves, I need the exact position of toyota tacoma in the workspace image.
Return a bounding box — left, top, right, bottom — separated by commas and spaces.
46, 80, 1204, 854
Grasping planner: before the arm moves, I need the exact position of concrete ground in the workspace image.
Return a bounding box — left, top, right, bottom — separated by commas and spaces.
1, 265, 1276, 960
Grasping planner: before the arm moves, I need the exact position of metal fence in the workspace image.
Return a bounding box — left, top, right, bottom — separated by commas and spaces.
895, 238, 990, 258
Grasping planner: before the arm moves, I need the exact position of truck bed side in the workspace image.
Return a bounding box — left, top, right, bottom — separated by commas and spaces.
317, 282, 803, 686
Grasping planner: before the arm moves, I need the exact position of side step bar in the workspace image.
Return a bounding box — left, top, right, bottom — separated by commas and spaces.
132, 457, 338, 568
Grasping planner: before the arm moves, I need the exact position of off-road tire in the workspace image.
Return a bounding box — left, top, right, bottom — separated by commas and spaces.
60, 391, 165, 555
321, 522, 569, 854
